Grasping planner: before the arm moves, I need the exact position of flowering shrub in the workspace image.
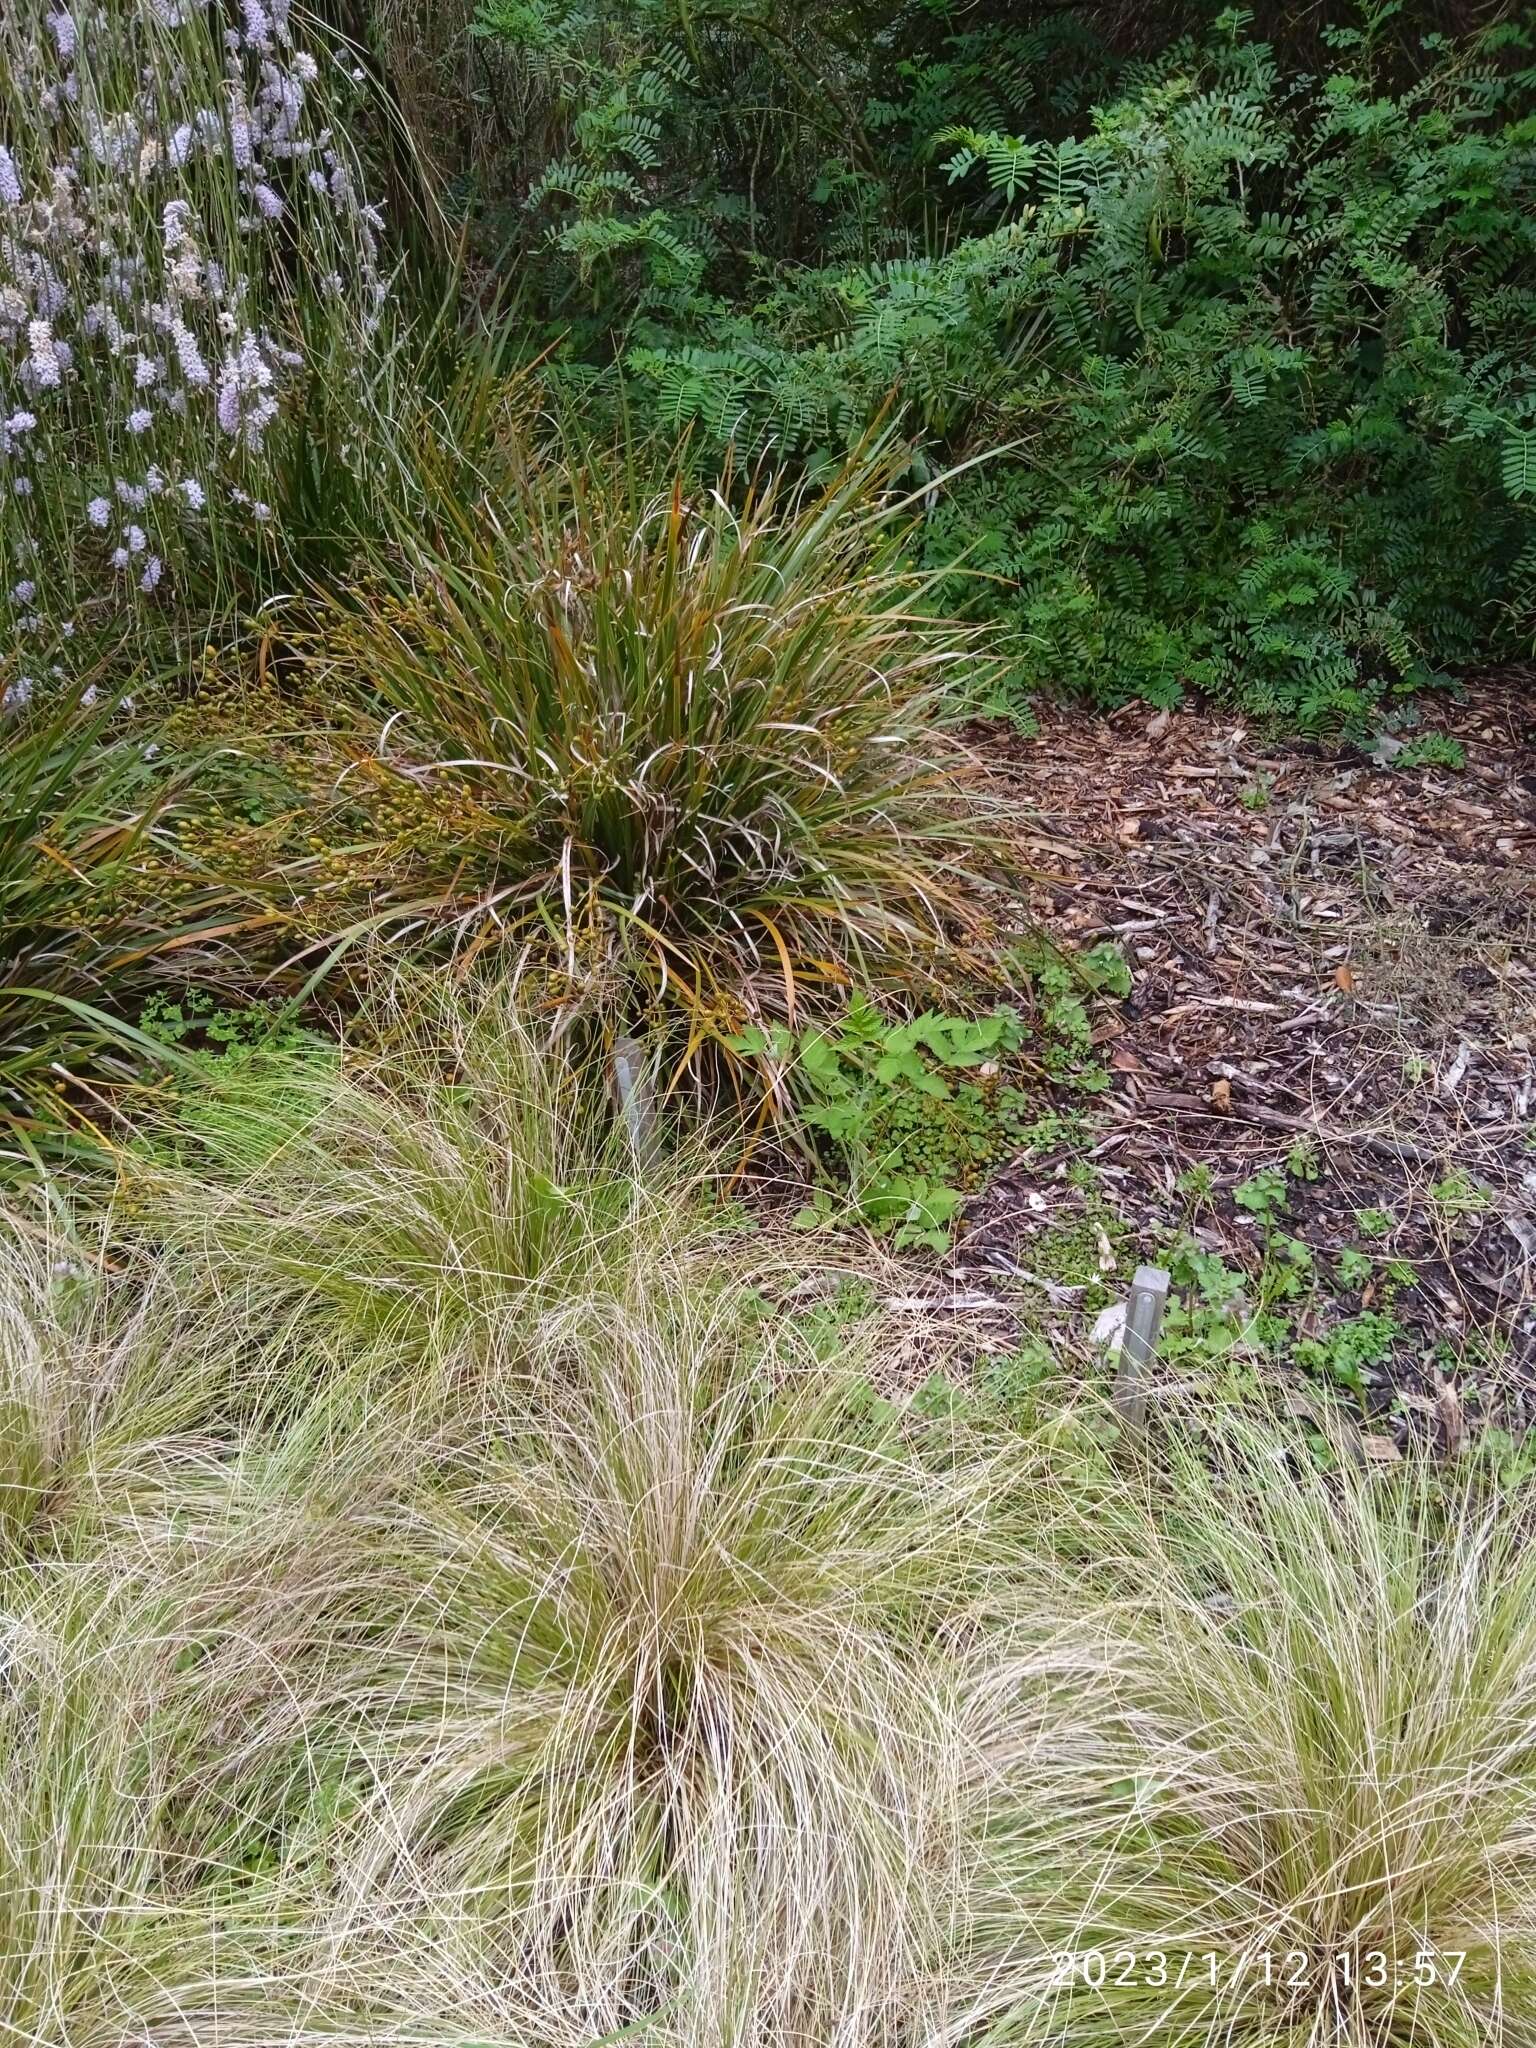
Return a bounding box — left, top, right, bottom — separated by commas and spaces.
0, 0, 392, 696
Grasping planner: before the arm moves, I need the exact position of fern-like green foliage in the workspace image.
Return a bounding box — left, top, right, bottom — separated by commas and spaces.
466, 1, 1536, 728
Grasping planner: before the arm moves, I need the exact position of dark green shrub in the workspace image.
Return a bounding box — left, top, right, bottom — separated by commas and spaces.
467, 2, 1536, 727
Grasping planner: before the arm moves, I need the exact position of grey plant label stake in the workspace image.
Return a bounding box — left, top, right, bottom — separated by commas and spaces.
1114, 1264, 1170, 1431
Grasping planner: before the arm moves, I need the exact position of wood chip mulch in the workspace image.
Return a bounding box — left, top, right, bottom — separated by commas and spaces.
959, 670, 1536, 1404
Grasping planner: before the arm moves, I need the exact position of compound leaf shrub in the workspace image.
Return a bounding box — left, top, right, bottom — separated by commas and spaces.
471, 2, 1536, 728
688, 19, 1536, 725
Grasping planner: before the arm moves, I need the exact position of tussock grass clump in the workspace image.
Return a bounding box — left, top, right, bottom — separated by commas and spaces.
9, 982, 1536, 2047
299, 451, 1002, 1082
0, 1198, 232, 1566
0, 1557, 303, 2046
122, 977, 704, 1403
976, 1421, 1536, 2048
284, 1277, 1047, 2048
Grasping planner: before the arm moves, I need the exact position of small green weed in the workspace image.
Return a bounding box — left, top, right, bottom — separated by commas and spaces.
1004, 938, 1131, 1092
1239, 773, 1276, 812
1234, 1165, 1289, 1225
1336, 1246, 1373, 1291
1394, 733, 1467, 772
1294, 1310, 1403, 1401
739, 995, 1034, 1252
1285, 1135, 1321, 1182
1431, 1169, 1492, 1216
139, 990, 320, 1070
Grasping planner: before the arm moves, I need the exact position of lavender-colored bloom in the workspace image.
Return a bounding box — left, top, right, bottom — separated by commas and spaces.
48, 11, 76, 60
135, 354, 161, 390
27, 320, 61, 389
215, 328, 279, 448
81, 685, 100, 708
10, 582, 36, 603
179, 476, 206, 509
0, 149, 22, 207
168, 123, 196, 168
102, 253, 144, 305
84, 303, 127, 354
230, 102, 254, 170
127, 408, 153, 434
86, 113, 140, 174
110, 547, 129, 570
87, 496, 111, 528
259, 66, 306, 149
251, 183, 284, 220
124, 524, 147, 554
116, 481, 147, 509
2, 678, 35, 713
0, 409, 38, 457
140, 556, 163, 593
242, 0, 272, 46
12, 478, 32, 497
170, 318, 210, 386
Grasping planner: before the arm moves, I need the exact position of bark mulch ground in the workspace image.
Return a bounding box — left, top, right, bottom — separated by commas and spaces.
940, 672, 1536, 1435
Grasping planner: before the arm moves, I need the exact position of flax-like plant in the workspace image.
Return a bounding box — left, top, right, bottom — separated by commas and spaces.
297, 446, 1002, 1088
969, 1418, 1536, 2048
0, 689, 239, 1167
